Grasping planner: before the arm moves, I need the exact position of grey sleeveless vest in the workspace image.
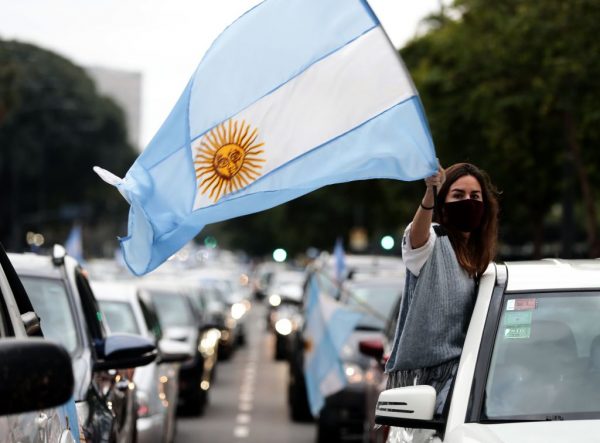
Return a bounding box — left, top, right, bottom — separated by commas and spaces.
385, 226, 476, 372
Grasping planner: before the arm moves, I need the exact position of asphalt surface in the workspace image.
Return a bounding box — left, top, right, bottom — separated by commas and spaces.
175, 302, 316, 443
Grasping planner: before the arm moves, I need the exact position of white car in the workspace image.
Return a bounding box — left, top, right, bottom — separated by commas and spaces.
375, 259, 600, 443
92, 281, 192, 443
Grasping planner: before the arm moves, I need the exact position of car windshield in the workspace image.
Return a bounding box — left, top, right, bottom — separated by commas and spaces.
99, 300, 140, 335
484, 291, 600, 420
345, 283, 401, 330
149, 290, 196, 327
21, 276, 79, 354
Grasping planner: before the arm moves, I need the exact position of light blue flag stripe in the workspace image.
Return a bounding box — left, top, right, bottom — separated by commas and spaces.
137, 0, 378, 170
120, 96, 436, 274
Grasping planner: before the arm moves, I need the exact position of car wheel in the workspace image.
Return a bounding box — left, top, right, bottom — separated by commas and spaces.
274, 335, 287, 361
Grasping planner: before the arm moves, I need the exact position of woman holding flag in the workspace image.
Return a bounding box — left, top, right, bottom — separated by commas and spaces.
385, 163, 499, 424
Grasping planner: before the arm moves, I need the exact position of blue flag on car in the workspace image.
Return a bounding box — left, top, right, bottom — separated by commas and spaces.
94, 0, 438, 275
334, 237, 346, 283
65, 224, 84, 263
303, 275, 363, 416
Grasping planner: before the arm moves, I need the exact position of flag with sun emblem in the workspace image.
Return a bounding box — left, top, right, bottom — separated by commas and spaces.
94, 0, 438, 275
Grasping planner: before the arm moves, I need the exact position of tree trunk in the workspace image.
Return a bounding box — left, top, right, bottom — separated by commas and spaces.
564, 111, 599, 257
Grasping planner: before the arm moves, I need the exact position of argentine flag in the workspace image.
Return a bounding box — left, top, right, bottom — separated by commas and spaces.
95, 0, 437, 275
303, 275, 363, 416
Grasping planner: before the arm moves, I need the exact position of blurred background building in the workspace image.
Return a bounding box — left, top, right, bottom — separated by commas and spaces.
86, 66, 142, 150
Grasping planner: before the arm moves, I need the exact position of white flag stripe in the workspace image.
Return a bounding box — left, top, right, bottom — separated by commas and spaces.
192, 26, 415, 210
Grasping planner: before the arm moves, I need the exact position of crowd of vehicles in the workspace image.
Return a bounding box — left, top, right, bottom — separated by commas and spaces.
0, 243, 252, 443
2, 239, 599, 443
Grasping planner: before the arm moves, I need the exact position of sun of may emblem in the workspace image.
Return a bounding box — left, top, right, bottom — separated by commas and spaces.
194, 119, 266, 203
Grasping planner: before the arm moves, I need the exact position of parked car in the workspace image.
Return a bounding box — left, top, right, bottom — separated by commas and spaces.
0, 242, 78, 443
264, 269, 306, 360
251, 261, 287, 301
138, 280, 220, 416
187, 268, 251, 351
92, 280, 193, 443
316, 275, 404, 443
266, 269, 305, 328
10, 247, 157, 443
375, 260, 600, 443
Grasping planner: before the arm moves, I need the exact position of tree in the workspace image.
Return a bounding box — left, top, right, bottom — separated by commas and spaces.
402, 0, 600, 257
0, 40, 137, 251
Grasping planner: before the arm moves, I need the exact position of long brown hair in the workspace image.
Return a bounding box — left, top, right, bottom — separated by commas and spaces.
433, 163, 499, 277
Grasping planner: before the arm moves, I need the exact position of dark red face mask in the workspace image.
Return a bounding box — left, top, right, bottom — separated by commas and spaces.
443, 199, 484, 232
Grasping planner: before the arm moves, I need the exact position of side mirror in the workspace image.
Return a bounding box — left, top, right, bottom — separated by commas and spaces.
0, 338, 74, 415
358, 338, 384, 361
21, 311, 42, 337
94, 333, 157, 371
158, 338, 194, 364
374, 386, 444, 432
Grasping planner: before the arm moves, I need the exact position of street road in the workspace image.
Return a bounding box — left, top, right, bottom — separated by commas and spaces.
175, 302, 316, 443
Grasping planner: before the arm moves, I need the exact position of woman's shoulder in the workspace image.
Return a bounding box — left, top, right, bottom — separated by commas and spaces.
402, 223, 439, 276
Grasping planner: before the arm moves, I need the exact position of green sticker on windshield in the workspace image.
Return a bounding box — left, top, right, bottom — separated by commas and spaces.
504, 311, 532, 327
503, 326, 531, 339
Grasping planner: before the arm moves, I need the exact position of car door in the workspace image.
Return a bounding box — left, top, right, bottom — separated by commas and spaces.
73, 266, 136, 443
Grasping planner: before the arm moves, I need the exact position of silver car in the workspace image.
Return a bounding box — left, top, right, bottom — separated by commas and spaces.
92, 280, 192, 443
0, 242, 78, 443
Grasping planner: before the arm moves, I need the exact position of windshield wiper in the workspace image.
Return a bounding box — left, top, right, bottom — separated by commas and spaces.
481, 415, 565, 424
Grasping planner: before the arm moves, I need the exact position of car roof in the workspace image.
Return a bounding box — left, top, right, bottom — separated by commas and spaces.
8, 252, 64, 279
90, 280, 139, 302
505, 259, 600, 292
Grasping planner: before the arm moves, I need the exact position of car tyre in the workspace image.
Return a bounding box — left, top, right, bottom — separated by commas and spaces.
274, 334, 287, 361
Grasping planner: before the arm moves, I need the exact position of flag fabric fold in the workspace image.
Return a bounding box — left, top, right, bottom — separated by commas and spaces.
95, 0, 438, 275
303, 275, 363, 416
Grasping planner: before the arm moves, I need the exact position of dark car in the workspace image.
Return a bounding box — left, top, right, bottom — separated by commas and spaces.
264, 269, 306, 360
10, 247, 157, 443
138, 280, 220, 416
0, 242, 78, 442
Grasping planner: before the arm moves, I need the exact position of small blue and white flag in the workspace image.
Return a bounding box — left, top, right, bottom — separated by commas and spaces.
303, 275, 363, 416
333, 237, 346, 283
94, 0, 437, 275
65, 223, 84, 263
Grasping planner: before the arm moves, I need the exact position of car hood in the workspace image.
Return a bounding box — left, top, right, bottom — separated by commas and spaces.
445, 420, 600, 443
163, 326, 198, 351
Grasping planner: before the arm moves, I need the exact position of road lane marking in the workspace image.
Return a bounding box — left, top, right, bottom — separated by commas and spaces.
234, 426, 249, 438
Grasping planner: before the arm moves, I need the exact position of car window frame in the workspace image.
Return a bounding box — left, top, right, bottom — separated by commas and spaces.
468, 287, 600, 423
73, 266, 107, 343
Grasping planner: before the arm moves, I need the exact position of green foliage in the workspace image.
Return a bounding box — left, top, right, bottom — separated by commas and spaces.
0, 39, 137, 250
402, 0, 600, 256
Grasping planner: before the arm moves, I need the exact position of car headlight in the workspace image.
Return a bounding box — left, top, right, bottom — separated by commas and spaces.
274, 318, 293, 336
343, 363, 365, 384
269, 294, 282, 307
231, 302, 247, 320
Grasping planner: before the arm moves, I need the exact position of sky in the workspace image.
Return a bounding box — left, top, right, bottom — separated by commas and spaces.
0, 0, 442, 147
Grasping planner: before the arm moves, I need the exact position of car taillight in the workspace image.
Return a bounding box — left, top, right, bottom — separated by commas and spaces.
136, 391, 150, 418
